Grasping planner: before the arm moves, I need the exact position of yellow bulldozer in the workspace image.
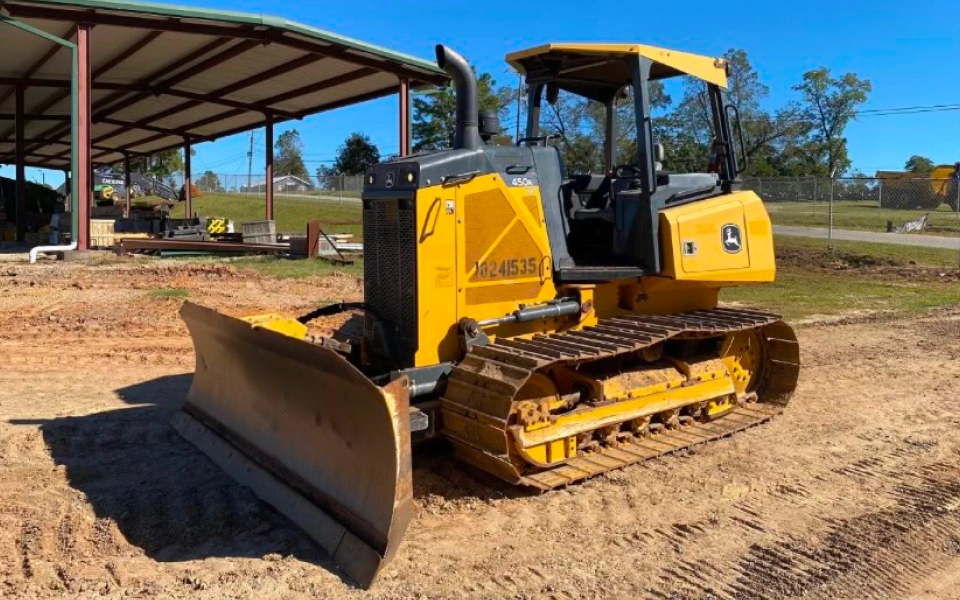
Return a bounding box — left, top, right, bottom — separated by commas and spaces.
173, 43, 800, 587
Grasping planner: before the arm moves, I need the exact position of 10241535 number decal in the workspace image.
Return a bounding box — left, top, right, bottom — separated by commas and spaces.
475, 257, 538, 280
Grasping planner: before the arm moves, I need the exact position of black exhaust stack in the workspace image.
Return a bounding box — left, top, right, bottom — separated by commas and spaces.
435, 45, 480, 151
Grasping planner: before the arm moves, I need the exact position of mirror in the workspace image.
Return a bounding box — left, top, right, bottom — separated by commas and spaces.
653, 142, 665, 163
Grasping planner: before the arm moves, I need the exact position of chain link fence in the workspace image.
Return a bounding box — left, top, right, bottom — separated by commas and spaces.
167, 173, 365, 201
153, 171, 960, 266
742, 177, 960, 267
154, 172, 365, 236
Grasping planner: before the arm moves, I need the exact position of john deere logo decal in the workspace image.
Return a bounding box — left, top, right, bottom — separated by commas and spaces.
722, 224, 742, 254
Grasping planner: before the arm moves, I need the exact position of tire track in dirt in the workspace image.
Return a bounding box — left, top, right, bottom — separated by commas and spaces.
640, 443, 960, 600
1, 260, 956, 599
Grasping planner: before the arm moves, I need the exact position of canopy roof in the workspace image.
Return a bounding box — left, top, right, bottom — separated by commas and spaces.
506, 43, 727, 101
0, 0, 448, 169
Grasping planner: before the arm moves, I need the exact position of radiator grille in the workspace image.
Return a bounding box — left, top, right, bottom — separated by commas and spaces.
363, 199, 418, 368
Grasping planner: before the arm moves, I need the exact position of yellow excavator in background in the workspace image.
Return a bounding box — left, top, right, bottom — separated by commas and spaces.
174, 43, 800, 588
875, 163, 960, 210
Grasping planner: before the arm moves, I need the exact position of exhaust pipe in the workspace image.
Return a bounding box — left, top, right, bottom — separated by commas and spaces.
435, 45, 480, 151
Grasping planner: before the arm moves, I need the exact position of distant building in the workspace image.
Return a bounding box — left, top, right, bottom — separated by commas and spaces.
240, 175, 315, 194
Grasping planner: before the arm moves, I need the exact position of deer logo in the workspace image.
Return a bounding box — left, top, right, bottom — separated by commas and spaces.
722, 224, 742, 254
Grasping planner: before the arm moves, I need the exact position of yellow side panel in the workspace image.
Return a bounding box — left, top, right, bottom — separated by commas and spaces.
414, 190, 460, 367
659, 191, 775, 283
456, 174, 557, 325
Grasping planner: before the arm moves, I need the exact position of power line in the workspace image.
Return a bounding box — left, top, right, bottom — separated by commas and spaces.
730, 102, 960, 125
857, 103, 960, 115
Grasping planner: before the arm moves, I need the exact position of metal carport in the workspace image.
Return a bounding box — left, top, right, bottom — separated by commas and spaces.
0, 0, 447, 250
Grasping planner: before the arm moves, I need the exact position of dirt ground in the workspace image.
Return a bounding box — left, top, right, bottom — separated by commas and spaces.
1, 257, 959, 600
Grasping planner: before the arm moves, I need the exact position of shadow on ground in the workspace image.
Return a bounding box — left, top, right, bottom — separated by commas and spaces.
12, 374, 344, 582
12, 373, 521, 587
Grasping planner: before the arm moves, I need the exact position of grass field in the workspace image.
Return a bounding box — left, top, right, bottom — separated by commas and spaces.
165, 193, 958, 321
772, 234, 960, 268
767, 201, 960, 235
165, 194, 960, 242
169, 192, 362, 238
721, 237, 960, 320
226, 236, 958, 322
145, 286, 190, 299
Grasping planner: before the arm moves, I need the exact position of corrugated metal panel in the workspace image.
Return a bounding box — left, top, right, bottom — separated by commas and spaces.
128, 135, 187, 155
86, 25, 145, 71
190, 112, 262, 137
280, 71, 398, 114
175, 45, 306, 95
24, 120, 64, 138
103, 95, 203, 126
153, 102, 228, 130
0, 91, 13, 114
20, 88, 64, 117
0, 1, 447, 165
90, 122, 124, 138
31, 49, 73, 81
0, 25, 55, 78
227, 58, 359, 104
98, 32, 229, 83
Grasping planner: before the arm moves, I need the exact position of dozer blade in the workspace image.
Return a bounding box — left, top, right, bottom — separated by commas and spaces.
172, 302, 412, 588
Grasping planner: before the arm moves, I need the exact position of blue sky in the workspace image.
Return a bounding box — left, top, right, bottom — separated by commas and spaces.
4, 0, 957, 186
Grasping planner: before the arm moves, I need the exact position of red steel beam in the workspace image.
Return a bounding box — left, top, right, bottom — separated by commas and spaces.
398, 78, 410, 157
124, 153, 132, 217
93, 68, 423, 155
93, 82, 299, 119
0, 113, 70, 121
183, 139, 192, 219
96, 116, 217, 141
15, 85, 27, 242
78, 23, 92, 251
0, 77, 67, 86
265, 113, 274, 220
88, 84, 402, 162
1, 80, 295, 118
1, 138, 129, 154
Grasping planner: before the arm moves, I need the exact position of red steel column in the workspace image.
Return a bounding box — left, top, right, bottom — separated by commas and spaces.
77, 23, 92, 251
399, 78, 410, 157
264, 113, 274, 220
184, 139, 192, 219
15, 84, 26, 242
123, 152, 131, 217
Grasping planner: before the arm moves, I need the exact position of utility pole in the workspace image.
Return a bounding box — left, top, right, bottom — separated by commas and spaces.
246, 131, 254, 193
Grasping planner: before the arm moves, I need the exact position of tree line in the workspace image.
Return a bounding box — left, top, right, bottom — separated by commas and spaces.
110, 128, 384, 193
114, 49, 951, 190
410, 50, 883, 179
